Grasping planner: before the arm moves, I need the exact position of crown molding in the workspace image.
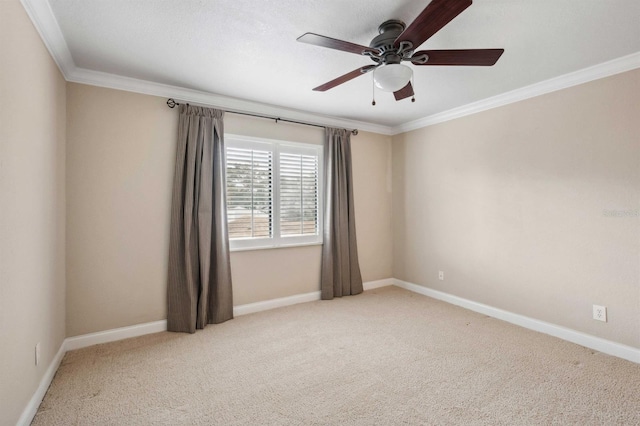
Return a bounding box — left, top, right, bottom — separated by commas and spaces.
391, 51, 640, 135
68, 68, 394, 135
20, 0, 76, 77
19, 0, 393, 136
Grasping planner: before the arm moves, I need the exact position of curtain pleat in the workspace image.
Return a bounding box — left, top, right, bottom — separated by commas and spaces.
167, 105, 233, 333
321, 128, 363, 299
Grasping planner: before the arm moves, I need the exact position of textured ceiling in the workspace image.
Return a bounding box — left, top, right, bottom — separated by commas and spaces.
47, 0, 640, 128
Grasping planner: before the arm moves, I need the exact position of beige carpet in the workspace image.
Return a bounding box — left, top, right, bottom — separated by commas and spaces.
34, 286, 640, 425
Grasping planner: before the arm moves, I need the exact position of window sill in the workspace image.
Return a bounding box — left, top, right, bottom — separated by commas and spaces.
230, 241, 323, 252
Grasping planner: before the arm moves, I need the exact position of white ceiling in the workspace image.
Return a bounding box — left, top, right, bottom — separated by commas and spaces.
31, 0, 640, 131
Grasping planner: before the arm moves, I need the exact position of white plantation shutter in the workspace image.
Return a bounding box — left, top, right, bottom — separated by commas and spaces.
280, 152, 319, 237
226, 146, 273, 239
225, 135, 322, 250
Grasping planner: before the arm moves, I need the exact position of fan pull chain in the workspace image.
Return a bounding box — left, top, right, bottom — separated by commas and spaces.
371, 73, 376, 106
411, 76, 416, 103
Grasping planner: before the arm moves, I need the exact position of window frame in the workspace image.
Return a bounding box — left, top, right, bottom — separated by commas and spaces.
225, 134, 323, 251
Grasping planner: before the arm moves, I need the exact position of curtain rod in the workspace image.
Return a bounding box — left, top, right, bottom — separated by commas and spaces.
166, 98, 358, 136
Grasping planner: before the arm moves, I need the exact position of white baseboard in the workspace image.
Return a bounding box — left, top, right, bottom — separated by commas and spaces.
363, 277, 395, 290
62, 279, 392, 352
19, 320, 170, 424
233, 278, 393, 316
64, 320, 168, 352
16, 340, 66, 426
234, 291, 322, 316
393, 279, 640, 364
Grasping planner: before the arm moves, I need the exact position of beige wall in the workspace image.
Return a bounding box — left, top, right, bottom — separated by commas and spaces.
66, 84, 393, 336
0, 1, 67, 425
392, 69, 640, 348
65, 85, 174, 337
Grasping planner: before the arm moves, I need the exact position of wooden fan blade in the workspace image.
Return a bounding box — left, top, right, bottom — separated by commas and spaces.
411, 49, 504, 66
394, 82, 414, 101
313, 65, 377, 92
297, 33, 370, 55
395, 0, 472, 49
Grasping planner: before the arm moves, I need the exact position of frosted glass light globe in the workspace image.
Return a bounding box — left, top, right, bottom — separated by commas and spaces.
373, 64, 413, 92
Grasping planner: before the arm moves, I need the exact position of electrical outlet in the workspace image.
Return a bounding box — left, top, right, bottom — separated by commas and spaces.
438, 271, 444, 281
593, 305, 607, 322
35, 342, 41, 366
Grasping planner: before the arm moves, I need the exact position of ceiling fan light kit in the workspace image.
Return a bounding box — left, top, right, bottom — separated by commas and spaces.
374, 64, 413, 92
297, 0, 504, 103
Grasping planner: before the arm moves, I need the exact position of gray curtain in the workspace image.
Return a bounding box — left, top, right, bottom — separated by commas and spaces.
167, 105, 233, 333
321, 128, 363, 299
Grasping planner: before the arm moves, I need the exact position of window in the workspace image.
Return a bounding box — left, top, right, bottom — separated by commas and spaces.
225, 135, 323, 250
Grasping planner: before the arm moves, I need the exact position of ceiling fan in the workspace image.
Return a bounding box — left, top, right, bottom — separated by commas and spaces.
297, 0, 504, 103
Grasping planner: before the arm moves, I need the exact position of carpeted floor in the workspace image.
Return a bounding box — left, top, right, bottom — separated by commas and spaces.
33, 286, 640, 425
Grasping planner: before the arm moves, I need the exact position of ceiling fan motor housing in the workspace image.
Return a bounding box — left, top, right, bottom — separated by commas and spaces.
369, 20, 412, 64
369, 19, 413, 64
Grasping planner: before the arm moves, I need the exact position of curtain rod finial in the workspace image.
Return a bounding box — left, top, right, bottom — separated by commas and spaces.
167, 98, 178, 108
